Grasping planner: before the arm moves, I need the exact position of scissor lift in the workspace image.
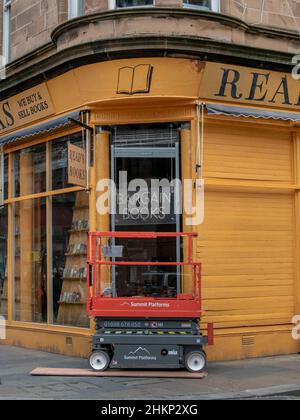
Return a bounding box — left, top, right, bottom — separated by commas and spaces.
87, 232, 214, 372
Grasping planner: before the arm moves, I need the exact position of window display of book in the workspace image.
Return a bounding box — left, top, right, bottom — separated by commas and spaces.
0, 191, 90, 328
0, 214, 21, 320
56, 191, 90, 328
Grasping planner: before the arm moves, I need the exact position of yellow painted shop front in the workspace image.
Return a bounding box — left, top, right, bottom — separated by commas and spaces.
0, 58, 299, 360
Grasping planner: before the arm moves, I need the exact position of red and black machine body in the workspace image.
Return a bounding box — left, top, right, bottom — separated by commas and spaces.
87, 232, 214, 372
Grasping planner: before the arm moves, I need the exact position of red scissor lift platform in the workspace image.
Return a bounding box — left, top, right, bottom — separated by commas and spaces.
87, 232, 214, 372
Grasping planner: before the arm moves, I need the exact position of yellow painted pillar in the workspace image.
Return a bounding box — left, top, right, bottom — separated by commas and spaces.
95, 130, 111, 292
89, 164, 96, 333
89, 167, 96, 232
181, 123, 194, 294
19, 151, 34, 322
95, 130, 110, 232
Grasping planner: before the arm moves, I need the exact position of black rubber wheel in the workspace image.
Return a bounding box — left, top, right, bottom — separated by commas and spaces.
88, 350, 110, 372
184, 350, 207, 373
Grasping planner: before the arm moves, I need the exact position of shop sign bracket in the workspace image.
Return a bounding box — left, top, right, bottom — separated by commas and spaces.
67, 118, 93, 133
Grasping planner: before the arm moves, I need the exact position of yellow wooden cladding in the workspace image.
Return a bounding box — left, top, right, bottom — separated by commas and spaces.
198, 121, 296, 334
204, 125, 293, 182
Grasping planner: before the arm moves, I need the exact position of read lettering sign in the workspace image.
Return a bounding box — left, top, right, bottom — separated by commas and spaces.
0, 83, 54, 135
200, 62, 300, 110
68, 143, 87, 188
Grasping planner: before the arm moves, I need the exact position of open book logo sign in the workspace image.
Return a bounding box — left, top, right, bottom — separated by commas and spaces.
117, 64, 153, 95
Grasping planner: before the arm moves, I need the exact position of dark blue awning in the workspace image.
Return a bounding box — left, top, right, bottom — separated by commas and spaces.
206, 104, 300, 121
0, 111, 82, 147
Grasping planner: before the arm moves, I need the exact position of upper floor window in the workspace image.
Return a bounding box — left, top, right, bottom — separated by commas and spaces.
109, 0, 154, 9
2, 0, 11, 64
183, 0, 220, 12
68, 0, 84, 19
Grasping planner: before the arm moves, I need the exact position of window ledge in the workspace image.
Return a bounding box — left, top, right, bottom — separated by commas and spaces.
183, 5, 214, 12
51, 7, 300, 45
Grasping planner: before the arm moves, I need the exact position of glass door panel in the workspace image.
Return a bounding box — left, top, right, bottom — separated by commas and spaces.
109, 124, 181, 298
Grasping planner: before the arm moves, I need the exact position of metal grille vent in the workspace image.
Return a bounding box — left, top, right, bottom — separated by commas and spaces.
112, 125, 179, 147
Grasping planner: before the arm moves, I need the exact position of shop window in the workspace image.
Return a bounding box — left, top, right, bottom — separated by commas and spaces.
51, 133, 85, 191
13, 143, 46, 198
109, 0, 154, 9
0, 205, 8, 319
7, 130, 90, 328
51, 192, 89, 328
183, 0, 220, 11
13, 198, 47, 323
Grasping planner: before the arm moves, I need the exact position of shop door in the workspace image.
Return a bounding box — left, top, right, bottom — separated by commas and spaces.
110, 124, 181, 298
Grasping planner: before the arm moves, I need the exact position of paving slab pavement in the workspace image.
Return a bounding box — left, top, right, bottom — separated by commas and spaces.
0, 345, 300, 400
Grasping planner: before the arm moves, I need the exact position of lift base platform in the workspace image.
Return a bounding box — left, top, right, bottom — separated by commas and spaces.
90, 318, 213, 372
